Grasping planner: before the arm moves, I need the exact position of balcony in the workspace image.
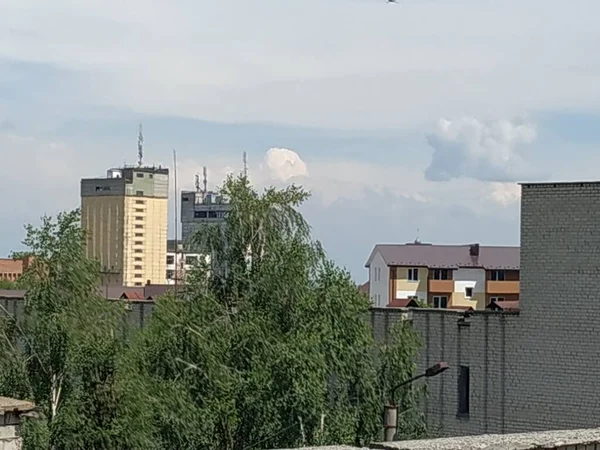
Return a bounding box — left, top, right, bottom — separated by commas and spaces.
428, 279, 454, 293
486, 280, 520, 294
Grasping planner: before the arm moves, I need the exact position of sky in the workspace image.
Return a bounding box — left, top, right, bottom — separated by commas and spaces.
1, 0, 600, 280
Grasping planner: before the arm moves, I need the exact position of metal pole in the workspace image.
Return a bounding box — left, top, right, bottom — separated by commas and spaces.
383, 404, 398, 442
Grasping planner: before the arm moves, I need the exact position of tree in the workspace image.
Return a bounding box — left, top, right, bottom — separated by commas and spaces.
0, 210, 136, 449
0, 279, 17, 289
126, 175, 424, 449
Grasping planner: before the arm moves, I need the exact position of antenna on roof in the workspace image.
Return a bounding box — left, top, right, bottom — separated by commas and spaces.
414, 228, 421, 245
137, 124, 144, 167
195, 173, 200, 192
243, 151, 248, 178
202, 166, 208, 194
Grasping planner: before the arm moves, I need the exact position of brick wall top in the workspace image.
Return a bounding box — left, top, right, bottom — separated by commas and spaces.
371, 427, 600, 450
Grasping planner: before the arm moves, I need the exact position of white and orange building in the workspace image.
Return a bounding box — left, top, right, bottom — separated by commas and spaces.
365, 242, 520, 310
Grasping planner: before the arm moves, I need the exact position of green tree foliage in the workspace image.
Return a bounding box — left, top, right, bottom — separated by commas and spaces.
379, 319, 427, 439
0, 210, 135, 449
124, 175, 425, 449
0, 279, 17, 289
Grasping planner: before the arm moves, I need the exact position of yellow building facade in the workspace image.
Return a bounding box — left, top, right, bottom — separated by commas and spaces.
81, 166, 169, 287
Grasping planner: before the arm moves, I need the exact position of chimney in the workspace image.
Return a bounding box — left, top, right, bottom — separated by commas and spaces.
469, 243, 480, 257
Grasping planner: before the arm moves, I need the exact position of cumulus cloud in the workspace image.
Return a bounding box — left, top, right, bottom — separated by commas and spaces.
425, 117, 537, 182
264, 147, 308, 181
489, 182, 521, 207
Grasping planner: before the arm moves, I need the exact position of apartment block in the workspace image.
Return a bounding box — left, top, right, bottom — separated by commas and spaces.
81, 166, 169, 287
365, 242, 519, 309
0, 257, 32, 283
165, 239, 205, 285
180, 189, 230, 249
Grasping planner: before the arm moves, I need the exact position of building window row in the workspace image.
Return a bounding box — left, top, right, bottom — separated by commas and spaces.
408, 268, 419, 281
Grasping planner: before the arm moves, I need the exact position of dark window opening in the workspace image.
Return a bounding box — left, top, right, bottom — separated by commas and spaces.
194, 210, 208, 218
166, 270, 174, 279
134, 274, 142, 278
185, 256, 197, 265
182, 197, 189, 202
166, 255, 175, 265
149, 174, 153, 179
465, 287, 473, 298
208, 211, 218, 218
433, 296, 448, 309
491, 270, 505, 281
136, 173, 144, 178
432, 269, 450, 280
135, 224, 143, 229
134, 282, 143, 286
458, 366, 470, 416
136, 190, 144, 196
408, 268, 419, 281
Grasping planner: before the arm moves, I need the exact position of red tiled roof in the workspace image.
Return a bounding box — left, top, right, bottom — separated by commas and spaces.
366, 243, 519, 270
120, 291, 145, 300
387, 298, 419, 308
487, 300, 519, 311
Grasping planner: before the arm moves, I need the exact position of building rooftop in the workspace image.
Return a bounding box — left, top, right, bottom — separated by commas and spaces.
0, 397, 35, 413
366, 243, 519, 270
372, 427, 600, 450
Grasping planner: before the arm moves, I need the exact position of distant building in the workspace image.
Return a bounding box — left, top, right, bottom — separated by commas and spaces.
0, 256, 32, 284
365, 242, 519, 309
180, 189, 231, 249
81, 166, 169, 287
165, 239, 204, 285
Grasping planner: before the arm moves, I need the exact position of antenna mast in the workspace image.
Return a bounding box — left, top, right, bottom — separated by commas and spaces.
173, 149, 179, 299
195, 174, 200, 193
243, 151, 248, 178
202, 166, 208, 195
137, 124, 144, 167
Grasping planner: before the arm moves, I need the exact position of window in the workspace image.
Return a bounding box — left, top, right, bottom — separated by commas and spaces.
134, 274, 142, 278
432, 269, 450, 280
465, 287, 473, 298
134, 249, 143, 253
135, 224, 143, 229
135, 208, 144, 213
458, 366, 470, 416
134, 241, 143, 245
95, 185, 111, 192
134, 265, 143, 270
182, 196, 189, 202
136, 173, 144, 178
135, 233, 143, 237
134, 282, 143, 287
135, 216, 143, 221
490, 296, 505, 302
208, 211, 218, 218
377, 267, 381, 281
166, 255, 175, 265
149, 174, 153, 179
490, 270, 505, 281
185, 255, 197, 265
408, 268, 419, 281
136, 190, 144, 196
194, 210, 208, 218
433, 296, 448, 308
134, 257, 143, 262
135, 200, 145, 205
166, 270, 174, 279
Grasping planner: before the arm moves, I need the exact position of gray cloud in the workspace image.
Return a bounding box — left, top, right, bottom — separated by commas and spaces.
424, 117, 539, 182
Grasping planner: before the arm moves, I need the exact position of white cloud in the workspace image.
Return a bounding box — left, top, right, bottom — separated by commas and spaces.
425, 117, 537, 182
2, 0, 600, 128
489, 182, 522, 207
264, 147, 308, 181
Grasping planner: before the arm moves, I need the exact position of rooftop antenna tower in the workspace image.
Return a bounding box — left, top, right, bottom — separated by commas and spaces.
137, 124, 144, 167
243, 151, 248, 178
195, 174, 200, 193
202, 166, 208, 195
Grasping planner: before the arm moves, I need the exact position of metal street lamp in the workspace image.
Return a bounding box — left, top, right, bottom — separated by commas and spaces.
383, 362, 448, 442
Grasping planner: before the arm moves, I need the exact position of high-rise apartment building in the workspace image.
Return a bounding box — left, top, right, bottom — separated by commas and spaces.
180, 189, 230, 249
81, 166, 169, 287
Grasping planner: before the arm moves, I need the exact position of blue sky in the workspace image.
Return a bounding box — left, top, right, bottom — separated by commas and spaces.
1, 0, 600, 279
